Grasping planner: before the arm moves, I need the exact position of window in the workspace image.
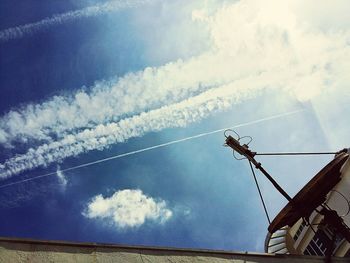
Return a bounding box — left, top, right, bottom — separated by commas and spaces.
293, 221, 306, 241
304, 227, 344, 256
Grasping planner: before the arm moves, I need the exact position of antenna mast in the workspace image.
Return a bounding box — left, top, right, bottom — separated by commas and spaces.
225, 135, 292, 201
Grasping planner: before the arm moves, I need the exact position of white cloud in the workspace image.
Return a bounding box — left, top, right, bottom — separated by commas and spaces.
0, 0, 147, 43
56, 166, 67, 188
0, 75, 278, 178
0, 56, 223, 146
83, 189, 172, 228
1, 0, 349, 178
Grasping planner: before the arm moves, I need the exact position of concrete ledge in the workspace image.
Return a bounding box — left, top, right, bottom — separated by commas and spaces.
0, 237, 348, 262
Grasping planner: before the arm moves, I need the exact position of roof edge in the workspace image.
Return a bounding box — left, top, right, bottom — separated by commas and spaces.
0, 236, 334, 260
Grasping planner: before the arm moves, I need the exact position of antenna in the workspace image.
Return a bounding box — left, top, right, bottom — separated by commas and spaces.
224, 133, 291, 201
224, 131, 350, 258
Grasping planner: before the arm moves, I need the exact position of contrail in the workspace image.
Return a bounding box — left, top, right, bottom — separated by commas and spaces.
0, 76, 282, 179
0, 0, 147, 43
0, 109, 303, 189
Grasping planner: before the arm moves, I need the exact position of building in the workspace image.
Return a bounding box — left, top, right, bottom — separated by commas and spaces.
265, 150, 350, 257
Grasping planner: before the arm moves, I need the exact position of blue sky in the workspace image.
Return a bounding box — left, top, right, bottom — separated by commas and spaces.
0, 0, 349, 252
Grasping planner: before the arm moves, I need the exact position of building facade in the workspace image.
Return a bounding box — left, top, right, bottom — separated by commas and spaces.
265, 150, 350, 257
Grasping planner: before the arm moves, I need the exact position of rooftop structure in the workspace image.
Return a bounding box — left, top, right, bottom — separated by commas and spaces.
224, 132, 350, 259
0, 237, 349, 263
265, 150, 350, 257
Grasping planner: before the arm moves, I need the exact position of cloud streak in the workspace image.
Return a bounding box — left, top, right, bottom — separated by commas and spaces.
0, 65, 307, 179
0, 0, 147, 43
83, 189, 172, 229
0, 57, 226, 146
0, 109, 302, 188
0, 80, 255, 178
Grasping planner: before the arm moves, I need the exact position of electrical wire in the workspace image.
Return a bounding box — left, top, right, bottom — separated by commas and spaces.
248, 160, 271, 224
256, 152, 338, 156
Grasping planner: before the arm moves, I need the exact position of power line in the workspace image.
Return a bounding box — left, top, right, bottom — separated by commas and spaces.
0, 109, 304, 189
256, 152, 339, 156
